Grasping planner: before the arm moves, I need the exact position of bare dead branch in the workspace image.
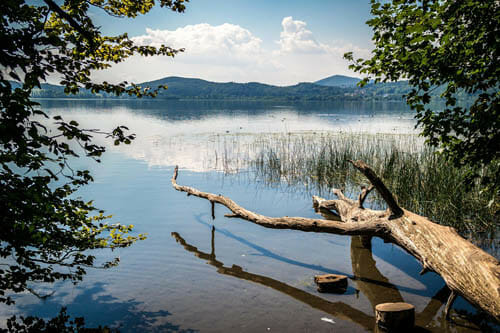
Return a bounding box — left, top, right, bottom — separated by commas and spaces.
172, 166, 385, 236
332, 188, 355, 205
358, 185, 374, 208
444, 291, 457, 319
349, 160, 403, 217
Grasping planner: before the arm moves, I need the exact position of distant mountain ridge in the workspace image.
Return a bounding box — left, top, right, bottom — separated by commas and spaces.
314, 75, 361, 87
21, 75, 468, 102
131, 76, 348, 100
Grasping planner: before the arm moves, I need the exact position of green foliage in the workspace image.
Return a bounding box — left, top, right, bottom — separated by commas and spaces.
345, 0, 500, 202
0, 0, 187, 304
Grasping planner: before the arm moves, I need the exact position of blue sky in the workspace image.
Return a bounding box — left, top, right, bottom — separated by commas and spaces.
90, 0, 375, 85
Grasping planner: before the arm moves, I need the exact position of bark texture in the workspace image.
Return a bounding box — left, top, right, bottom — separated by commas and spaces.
171, 161, 500, 321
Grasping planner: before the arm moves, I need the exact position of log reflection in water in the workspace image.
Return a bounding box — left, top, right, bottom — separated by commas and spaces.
351, 236, 404, 307
194, 214, 428, 296
171, 228, 475, 331
349, 236, 457, 329
171, 229, 375, 330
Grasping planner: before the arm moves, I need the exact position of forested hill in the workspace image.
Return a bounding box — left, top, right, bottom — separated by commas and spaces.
314, 74, 361, 87
23, 76, 466, 102
139, 76, 350, 100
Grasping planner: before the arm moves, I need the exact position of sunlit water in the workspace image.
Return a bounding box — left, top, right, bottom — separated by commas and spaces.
1, 99, 496, 332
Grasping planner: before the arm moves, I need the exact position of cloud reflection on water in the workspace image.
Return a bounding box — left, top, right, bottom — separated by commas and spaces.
42, 106, 419, 172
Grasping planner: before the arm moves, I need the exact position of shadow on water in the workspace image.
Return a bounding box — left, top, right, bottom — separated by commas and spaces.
172, 227, 489, 332
171, 229, 376, 330
193, 214, 437, 298
16, 283, 197, 333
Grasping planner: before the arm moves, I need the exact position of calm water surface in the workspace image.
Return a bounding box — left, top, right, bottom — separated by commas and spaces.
1, 100, 496, 332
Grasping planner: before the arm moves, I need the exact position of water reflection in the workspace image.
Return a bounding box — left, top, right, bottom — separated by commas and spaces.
37, 99, 414, 120
16, 282, 197, 332
194, 214, 432, 297
171, 229, 374, 331
349, 236, 456, 329
351, 236, 405, 306
25, 99, 495, 331
37, 99, 418, 172
172, 228, 482, 332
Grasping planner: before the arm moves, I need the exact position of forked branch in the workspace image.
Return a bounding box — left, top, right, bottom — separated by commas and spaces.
171, 166, 385, 236
358, 185, 374, 208
349, 160, 403, 217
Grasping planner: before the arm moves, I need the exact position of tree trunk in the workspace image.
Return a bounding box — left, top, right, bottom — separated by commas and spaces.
171, 160, 500, 321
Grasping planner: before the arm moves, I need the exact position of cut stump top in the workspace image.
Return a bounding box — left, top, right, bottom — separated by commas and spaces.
314, 274, 348, 284
375, 302, 415, 312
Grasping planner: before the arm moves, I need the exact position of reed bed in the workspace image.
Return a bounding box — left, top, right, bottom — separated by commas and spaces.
215, 132, 498, 240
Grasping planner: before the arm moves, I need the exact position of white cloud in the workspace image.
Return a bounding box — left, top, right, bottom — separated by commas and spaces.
277, 16, 326, 54
267, 17, 372, 84
134, 23, 262, 58
93, 17, 371, 85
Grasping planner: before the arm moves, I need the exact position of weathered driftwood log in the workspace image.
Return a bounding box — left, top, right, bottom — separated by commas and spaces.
171, 160, 500, 321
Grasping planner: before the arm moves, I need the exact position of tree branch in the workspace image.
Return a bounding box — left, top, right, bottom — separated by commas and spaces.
444, 291, 457, 319
171, 166, 385, 236
172, 162, 500, 321
332, 188, 355, 204
349, 160, 403, 217
43, 0, 95, 47
358, 185, 374, 208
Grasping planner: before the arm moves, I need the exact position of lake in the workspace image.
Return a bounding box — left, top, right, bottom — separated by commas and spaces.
1, 99, 496, 332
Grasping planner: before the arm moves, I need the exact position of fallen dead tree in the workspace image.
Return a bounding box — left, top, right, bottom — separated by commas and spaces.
171, 160, 500, 321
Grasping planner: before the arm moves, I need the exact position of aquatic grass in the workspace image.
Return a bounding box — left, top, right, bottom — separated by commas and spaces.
215, 132, 497, 239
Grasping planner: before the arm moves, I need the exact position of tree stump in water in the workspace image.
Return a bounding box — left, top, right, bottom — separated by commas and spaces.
375, 302, 415, 331
314, 274, 348, 293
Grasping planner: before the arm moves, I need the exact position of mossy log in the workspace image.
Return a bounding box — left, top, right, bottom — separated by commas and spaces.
171, 160, 500, 321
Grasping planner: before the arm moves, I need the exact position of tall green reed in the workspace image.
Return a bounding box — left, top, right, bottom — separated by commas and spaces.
216, 132, 497, 238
